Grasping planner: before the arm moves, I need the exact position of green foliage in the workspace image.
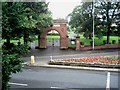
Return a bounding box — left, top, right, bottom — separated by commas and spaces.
11, 44, 29, 56
2, 2, 23, 39
107, 56, 120, 60
18, 2, 53, 35
2, 43, 29, 56
2, 43, 29, 89
2, 54, 23, 90
68, 2, 95, 39
1, 4, 53, 89
68, 4, 83, 31
2, 2, 53, 45
68, 1, 120, 43
95, 1, 120, 43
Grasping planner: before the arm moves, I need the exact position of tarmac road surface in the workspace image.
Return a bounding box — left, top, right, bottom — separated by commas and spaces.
9, 67, 119, 89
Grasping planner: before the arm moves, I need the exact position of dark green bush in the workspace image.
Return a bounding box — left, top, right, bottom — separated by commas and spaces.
2, 54, 23, 90
80, 42, 84, 45
2, 43, 29, 90
2, 43, 29, 56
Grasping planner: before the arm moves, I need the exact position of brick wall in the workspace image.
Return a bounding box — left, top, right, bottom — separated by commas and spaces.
80, 44, 120, 50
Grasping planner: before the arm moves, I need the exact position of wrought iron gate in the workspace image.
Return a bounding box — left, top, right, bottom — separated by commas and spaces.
47, 38, 60, 47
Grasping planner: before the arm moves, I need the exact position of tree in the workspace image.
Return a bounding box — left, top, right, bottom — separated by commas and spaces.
2, 2, 53, 45
68, 4, 83, 34
68, 2, 101, 39
95, 0, 120, 44
19, 2, 53, 44
2, 2, 23, 45
2, 1, 53, 90
68, 1, 120, 44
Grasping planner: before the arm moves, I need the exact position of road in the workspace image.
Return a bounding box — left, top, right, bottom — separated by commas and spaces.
10, 47, 119, 89
22, 50, 119, 65
9, 67, 119, 89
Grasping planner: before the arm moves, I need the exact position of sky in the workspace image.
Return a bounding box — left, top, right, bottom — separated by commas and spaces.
46, 0, 81, 19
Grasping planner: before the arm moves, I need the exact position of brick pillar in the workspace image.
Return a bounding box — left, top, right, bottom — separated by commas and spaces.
66, 36, 69, 48
60, 38, 68, 49
76, 36, 80, 50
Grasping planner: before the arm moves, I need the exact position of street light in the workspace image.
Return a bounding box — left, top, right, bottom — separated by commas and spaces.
50, 30, 53, 61
92, 0, 95, 50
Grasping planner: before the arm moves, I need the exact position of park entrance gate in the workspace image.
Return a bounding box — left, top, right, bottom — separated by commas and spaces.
38, 19, 68, 49
46, 30, 60, 47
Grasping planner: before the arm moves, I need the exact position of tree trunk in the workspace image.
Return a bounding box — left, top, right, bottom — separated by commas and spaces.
24, 34, 27, 45
5, 38, 11, 49
107, 25, 110, 44
6, 38, 10, 44
38, 35, 40, 47
24, 30, 28, 45
106, 3, 110, 44
89, 34, 92, 39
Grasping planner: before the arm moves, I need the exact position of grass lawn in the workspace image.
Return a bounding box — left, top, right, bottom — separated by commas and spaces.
79, 35, 119, 46
47, 35, 60, 39
1, 38, 24, 43
68, 40, 76, 48
1, 35, 119, 48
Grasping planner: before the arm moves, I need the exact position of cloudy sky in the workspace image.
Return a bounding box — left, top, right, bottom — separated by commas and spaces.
46, 0, 81, 19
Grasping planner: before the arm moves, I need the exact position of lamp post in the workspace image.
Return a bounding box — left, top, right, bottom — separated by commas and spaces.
92, 0, 95, 50
50, 30, 53, 61
51, 30, 53, 60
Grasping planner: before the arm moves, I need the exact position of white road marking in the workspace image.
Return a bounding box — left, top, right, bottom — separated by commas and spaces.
51, 86, 59, 88
8, 82, 28, 86
106, 72, 110, 90
51, 86, 62, 88
51, 87, 75, 90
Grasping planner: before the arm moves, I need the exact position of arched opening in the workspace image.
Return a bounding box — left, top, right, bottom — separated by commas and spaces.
38, 27, 68, 49
46, 30, 60, 47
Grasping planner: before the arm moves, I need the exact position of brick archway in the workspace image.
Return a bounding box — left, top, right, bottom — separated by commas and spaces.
38, 27, 68, 49
38, 19, 68, 49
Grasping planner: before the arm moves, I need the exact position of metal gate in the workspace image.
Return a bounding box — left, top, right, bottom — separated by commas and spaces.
47, 38, 60, 47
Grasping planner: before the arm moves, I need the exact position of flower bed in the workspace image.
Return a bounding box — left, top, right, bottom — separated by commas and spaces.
48, 55, 120, 68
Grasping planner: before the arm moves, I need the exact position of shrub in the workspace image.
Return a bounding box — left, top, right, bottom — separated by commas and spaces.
80, 42, 84, 45
2, 43, 28, 89
2, 54, 23, 90
2, 43, 29, 56
106, 56, 120, 61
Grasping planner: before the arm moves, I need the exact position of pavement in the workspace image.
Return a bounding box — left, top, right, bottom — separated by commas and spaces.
22, 47, 120, 72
